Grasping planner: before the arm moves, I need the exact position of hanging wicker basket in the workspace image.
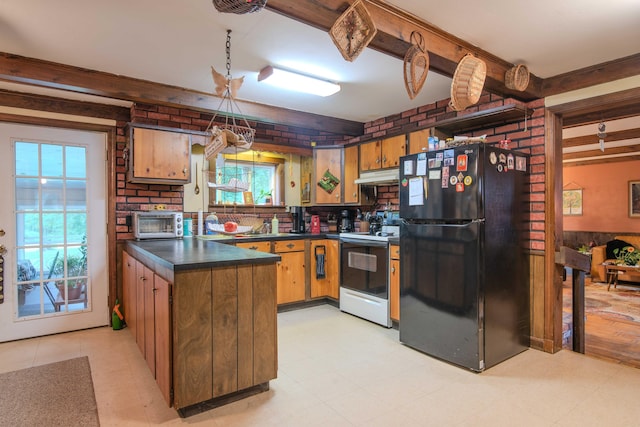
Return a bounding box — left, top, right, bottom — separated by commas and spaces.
403, 31, 429, 100
212, 0, 267, 14
329, 0, 377, 62
505, 64, 530, 91
449, 54, 487, 111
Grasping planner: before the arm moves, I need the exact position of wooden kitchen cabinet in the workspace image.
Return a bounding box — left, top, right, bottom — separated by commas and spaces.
135, 259, 148, 356
123, 245, 277, 410
310, 239, 339, 299
236, 241, 272, 252
127, 124, 191, 184
360, 134, 406, 171
126, 253, 172, 405
273, 240, 306, 304
390, 244, 400, 322
408, 128, 449, 154
153, 274, 172, 406
122, 251, 137, 342
313, 147, 343, 205
343, 144, 360, 204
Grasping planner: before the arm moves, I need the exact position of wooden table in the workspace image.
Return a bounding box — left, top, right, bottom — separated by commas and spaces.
603, 263, 640, 291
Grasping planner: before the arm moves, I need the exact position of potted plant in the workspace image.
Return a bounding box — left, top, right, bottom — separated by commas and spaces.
53, 244, 87, 300
613, 246, 640, 266
258, 189, 273, 205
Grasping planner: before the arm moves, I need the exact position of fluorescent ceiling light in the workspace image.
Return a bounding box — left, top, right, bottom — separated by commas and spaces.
258, 66, 340, 97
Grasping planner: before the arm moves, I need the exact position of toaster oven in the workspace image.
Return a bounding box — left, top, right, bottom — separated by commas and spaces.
133, 211, 183, 240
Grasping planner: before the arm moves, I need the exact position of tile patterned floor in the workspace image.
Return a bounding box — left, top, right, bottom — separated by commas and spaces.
1, 304, 639, 426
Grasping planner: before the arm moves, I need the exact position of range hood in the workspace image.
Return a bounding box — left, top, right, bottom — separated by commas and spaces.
354, 169, 399, 186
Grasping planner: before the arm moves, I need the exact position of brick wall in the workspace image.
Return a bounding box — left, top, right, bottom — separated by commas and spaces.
115, 103, 350, 240
349, 93, 546, 252
117, 96, 546, 251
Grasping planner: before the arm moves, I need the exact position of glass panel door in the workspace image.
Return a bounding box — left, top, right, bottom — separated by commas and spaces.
0, 123, 108, 342
15, 142, 89, 316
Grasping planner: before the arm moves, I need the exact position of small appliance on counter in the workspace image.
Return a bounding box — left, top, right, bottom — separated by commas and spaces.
133, 211, 183, 240
310, 215, 321, 234
339, 209, 354, 233
290, 206, 306, 233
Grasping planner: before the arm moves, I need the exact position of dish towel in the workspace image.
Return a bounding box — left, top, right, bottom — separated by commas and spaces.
315, 246, 326, 279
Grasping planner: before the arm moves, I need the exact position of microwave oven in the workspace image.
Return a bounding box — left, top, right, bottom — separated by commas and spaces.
133, 211, 183, 240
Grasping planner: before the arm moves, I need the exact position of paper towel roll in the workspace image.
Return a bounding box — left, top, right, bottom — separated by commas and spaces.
197, 210, 203, 236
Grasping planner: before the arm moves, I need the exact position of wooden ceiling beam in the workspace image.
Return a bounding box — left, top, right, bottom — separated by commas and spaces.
266, 0, 544, 100
563, 128, 640, 148
543, 53, 640, 97
0, 52, 364, 136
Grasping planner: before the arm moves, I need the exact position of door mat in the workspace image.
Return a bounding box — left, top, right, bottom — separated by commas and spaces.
0, 356, 100, 426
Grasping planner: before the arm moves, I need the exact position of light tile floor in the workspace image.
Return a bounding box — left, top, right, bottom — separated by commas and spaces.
1, 304, 639, 426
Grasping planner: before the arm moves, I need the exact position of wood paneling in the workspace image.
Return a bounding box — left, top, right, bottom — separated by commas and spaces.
212, 266, 238, 398
529, 251, 547, 351
253, 264, 278, 385
237, 265, 254, 391
173, 269, 213, 409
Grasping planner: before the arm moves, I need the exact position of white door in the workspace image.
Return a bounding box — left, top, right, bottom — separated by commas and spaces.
0, 122, 109, 342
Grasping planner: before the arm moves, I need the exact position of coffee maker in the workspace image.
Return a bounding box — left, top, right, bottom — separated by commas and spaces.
290, 206, 305, 233
339, 209, 354, 232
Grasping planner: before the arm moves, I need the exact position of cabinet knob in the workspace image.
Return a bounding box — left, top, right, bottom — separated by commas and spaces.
183, 168, 187, 176
391, 266, 396, 273
376, 158, 380, 164
383, 155, 387, 163
336, 194, 339, 199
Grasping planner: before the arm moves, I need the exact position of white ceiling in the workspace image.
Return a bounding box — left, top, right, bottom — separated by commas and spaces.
0, 0, 639, 123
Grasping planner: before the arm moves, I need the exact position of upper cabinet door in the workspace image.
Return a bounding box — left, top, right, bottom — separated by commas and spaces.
313, 147, 343, 205
343, 145, 359, 204
128, 126, 191, 184
380, 134, 406, 169
360, 140, 381, 171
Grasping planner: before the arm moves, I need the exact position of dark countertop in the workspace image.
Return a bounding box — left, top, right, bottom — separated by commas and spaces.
126, 233, 340, 272
126, 238, 281, 272
193, 232, 340, 243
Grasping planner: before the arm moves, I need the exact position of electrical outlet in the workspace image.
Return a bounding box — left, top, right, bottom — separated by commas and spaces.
154, 204, 166, 210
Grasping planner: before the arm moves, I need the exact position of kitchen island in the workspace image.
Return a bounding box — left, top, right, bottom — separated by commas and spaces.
123, 238, 280, 415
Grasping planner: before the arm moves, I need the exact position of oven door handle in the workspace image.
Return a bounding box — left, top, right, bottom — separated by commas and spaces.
339, 237, 388, 247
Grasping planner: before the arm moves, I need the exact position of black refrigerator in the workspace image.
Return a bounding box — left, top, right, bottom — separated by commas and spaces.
398, 143, 529, 371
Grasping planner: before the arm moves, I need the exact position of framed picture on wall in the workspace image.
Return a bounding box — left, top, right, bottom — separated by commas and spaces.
563, 189, 583, 216
630, 181, 640, 217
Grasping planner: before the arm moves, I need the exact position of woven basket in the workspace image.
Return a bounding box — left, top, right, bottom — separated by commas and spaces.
505, 64, 530, 91
329, 0, 377, 62
212, 0, 267, 14
449, 54, 486, 111
403, 31, 429, 100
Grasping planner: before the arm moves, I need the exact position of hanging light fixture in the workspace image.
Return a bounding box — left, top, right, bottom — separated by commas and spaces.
212, 0, 267, 14
204, 29, 255, 161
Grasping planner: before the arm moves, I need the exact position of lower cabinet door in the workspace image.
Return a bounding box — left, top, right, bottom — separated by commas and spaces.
276, 251, 306, 304
390, 259, 400, 321
154, 275, 172, 406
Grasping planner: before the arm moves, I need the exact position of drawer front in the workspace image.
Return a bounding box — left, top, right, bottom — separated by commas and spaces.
236, 241, 272, 252
390, 244, 400, 260
273, 239, 305, 253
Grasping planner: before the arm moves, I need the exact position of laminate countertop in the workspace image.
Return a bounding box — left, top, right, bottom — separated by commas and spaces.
126, 238, 281, 272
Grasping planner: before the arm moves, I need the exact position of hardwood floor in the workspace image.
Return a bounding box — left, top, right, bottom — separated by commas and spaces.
563, 274, 640, 369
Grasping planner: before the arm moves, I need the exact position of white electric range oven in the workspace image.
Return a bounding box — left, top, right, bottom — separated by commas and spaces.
339, 225, 398, 327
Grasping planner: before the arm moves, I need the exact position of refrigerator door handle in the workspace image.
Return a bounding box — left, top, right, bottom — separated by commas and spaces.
410, 219, 484, 228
